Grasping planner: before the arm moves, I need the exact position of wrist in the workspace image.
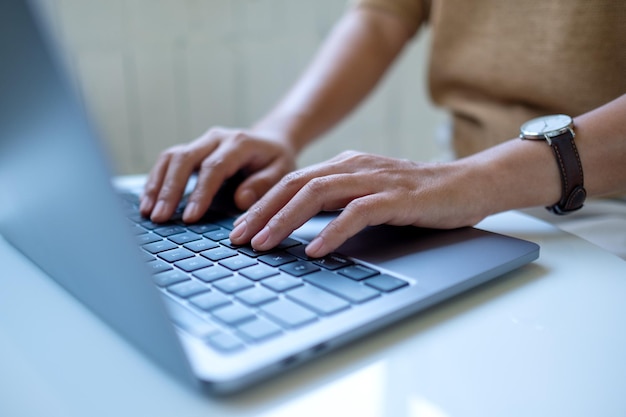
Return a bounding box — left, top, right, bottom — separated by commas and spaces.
460, 138, 563, 217
251, 113, 318, 155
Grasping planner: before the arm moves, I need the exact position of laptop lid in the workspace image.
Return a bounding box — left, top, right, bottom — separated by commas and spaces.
0, 0, 540, 395
0, 0, 197, 388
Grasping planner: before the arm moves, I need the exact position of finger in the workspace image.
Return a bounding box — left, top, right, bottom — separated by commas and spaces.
230, 158, 339, 229
151, 143, 217, 222
231, 168, 328, 245
230, 152, 380, 243
150, 158, 195, 222
248, 173, 370, 251
139, 151, 172, 217
182, 135, 278, 222
181, 145, 243, 222
305, 194, 389, 258
233, 161, 290, 210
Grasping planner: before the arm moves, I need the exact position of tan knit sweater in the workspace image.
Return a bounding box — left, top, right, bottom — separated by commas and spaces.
353, 0, 626, 157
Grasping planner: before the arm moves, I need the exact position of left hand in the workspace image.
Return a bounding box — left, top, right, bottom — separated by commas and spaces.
229, 150, 489, 258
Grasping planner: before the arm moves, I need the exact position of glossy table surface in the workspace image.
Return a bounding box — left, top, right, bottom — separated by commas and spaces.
2, 205, 626, 417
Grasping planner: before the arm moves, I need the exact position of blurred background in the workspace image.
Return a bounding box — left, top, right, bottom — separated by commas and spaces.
36, 0, 448, 175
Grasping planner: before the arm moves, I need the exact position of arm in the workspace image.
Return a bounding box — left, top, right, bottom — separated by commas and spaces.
468, 94, 626, 215
251, 6, 416, 153
230, 94, 626, 258
140, 7, 415, 223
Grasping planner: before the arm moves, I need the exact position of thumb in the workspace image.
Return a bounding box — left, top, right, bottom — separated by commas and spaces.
234, 164, 289, 210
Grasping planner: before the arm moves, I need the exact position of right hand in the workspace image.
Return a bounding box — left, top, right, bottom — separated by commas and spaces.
139, 127, 297, 223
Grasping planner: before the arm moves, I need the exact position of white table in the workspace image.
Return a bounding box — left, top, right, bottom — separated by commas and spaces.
2, 209, 626, 417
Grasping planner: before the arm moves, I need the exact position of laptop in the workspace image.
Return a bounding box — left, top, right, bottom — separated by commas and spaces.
0, 1, 539, 395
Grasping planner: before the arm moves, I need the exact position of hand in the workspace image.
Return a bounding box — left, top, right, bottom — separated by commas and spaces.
229, 150, 489, 258
139, 127, 297, 223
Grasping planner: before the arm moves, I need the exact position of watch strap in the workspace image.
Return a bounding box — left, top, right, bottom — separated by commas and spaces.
546, 128, 586, 214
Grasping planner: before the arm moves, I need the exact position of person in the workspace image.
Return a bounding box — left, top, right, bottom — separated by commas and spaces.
139, 0, 626, 259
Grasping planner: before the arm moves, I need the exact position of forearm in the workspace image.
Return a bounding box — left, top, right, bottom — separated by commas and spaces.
573, 94, 626, 196
251, 7, 415, 154
229, 93, 626, 257
463, 94, 626, 219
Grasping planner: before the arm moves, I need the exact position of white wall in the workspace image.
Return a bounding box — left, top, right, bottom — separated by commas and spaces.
38, 0, 448, 175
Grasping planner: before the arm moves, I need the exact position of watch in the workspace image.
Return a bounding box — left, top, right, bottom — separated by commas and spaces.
520, 114, 586, 214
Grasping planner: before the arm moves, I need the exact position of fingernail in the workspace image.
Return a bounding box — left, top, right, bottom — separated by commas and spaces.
152, 200, 169, 221
306, 236, 325, 258
229, 220, 247, 242
251, 226, 271, 248
183, 202, 199, 221
139, 196, 153, 214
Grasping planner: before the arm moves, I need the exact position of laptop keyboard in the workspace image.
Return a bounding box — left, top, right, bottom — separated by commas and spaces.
121, 194, 409, 353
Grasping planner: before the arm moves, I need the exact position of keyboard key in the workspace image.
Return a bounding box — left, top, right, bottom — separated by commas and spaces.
212, 303, 256, 326
212, 276, 255, 294
260, 299, 317, 328
138, 250, 155, 262
338, 264, 379, 281
168, 231, 202, 245
261, 274, 303, 292
183, 238, 219, 252
189, 291, 231, 311
214, 217, 237, 230
153, 269, 189, 287
237, 317, 282, 342
174, 256, 213, 272
219, 239, 239, 249
158, 247, 195, 263
123, 211, 139, 221
153, 225, 186, 237
187, 223, 220, 234
207, 332, 245, 352
286, 244, 310, 260
192, 265, 232, 282
163, 297, 218, 338
200, 247, 237, 261
142, 239, 177, 254
146, 259, 172, 274
168, 212, 183, 222
276, 237, 301, 250
239, 264, 279, 281
303, 271, 380, 304
136, 233, 162, 245
204, 228, 230, 241
237, 245, 273, 258
125, 212, 144, 223
364, 274, 409, 292
235, 286, 278, 306
167, 280, 210, 298
258, 252, 297, 267
139, 219, 160, 230
219, 254, 257, 271
287, 285, 350, 316
313, 253, 353, 270
279, 261, 320, 277
129, 223, 148, 235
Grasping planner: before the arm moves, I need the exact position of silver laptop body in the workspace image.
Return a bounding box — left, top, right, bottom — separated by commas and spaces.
0, 1, 539, 394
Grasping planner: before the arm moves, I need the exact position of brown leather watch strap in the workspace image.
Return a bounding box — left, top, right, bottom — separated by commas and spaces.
546, 129, 586, 214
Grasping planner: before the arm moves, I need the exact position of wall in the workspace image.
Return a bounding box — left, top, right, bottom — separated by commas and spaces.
38, 0, 448, 175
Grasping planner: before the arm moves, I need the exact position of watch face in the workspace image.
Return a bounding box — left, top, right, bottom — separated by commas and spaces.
521, 114, 573, 138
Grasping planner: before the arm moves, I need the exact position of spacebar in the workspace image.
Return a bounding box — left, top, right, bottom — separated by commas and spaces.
162, 297, 219, 338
